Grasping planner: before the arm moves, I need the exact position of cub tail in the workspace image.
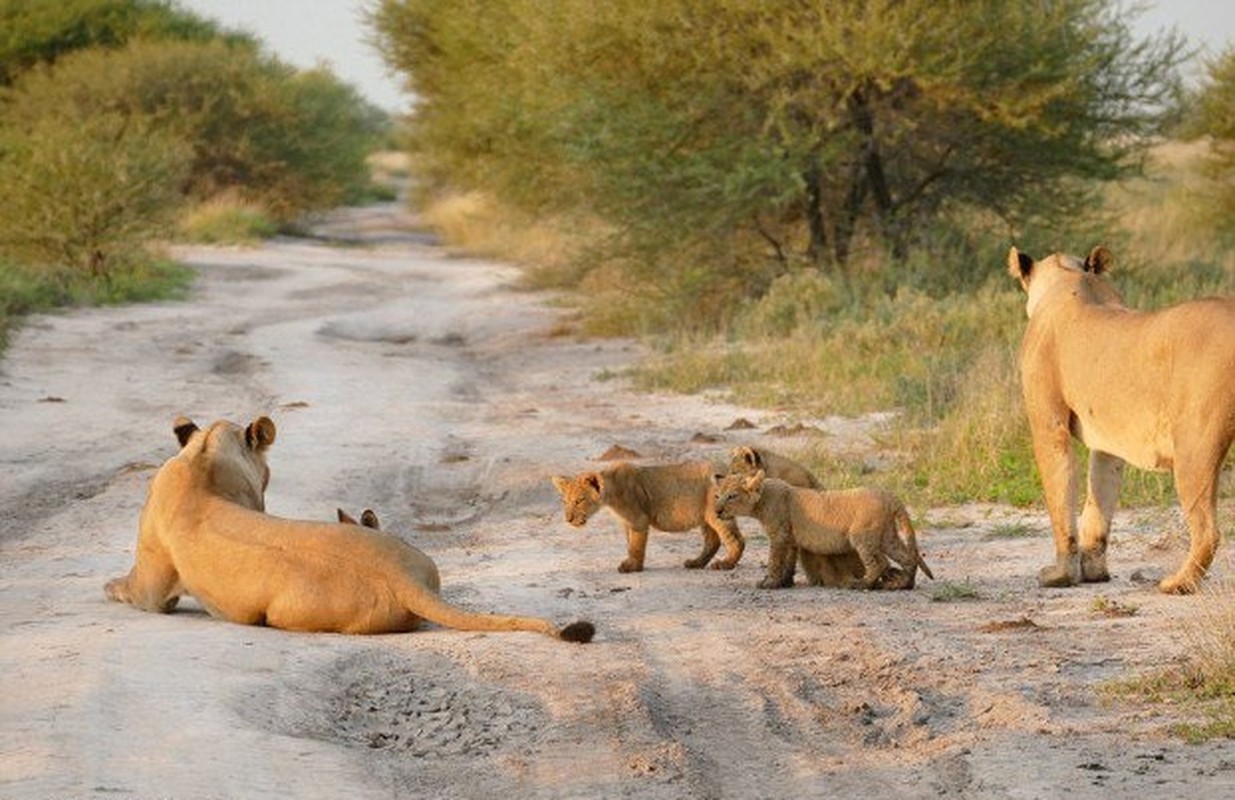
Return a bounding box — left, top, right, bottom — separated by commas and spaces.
896, 509, 934, 581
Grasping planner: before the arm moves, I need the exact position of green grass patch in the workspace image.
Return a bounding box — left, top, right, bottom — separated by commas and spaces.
1101, 583, 1235, 742
0, 257, 193, 353
985, 521, 1043, 539
178, 195, 278, 245
929, 580, 982, 602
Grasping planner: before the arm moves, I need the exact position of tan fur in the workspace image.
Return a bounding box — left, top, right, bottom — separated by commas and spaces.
1009, 246, 1235, 594
714, 471, 932, 590
729, 445, 822, 489
104, 417, 593, 642
551, 461, 744, 572
727, 445, 865, 585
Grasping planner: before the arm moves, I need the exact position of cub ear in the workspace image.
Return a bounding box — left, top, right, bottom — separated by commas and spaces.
746, 469, 766, 489
583, 472, 603, 493
736, 445, 759, 468
172, 417, 199, 448
550, 476, 571, 495
245, 416, 276, 451
1007, 247, 1034, 283
360, 509, 381, 530
337, 508, 357, 525
1084, 245, 1113, 275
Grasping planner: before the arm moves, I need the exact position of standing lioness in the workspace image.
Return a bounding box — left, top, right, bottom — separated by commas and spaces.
551, 461, 744, 572
1009, 246, 1235, 594
105, 416, 593, 642
714, 471, 932, 590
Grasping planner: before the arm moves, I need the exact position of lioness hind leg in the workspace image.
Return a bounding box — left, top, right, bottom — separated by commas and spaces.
1160, 446, 1227, 594
1079, 452, 1122, 582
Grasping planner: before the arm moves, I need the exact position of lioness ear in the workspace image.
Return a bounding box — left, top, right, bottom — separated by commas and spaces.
337, 508, 357, 525
1007, 247, 1033, 283
583, 472, 603, 494
172, 417, 199, 448
1084, 246, 1113, 275
738, 446, 758, 468
245, 416, 276, 451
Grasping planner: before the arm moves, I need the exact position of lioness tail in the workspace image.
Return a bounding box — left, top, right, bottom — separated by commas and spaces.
397, 581, 594, 643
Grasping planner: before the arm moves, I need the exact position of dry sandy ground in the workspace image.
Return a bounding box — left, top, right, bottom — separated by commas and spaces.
2, 201, 1234, 799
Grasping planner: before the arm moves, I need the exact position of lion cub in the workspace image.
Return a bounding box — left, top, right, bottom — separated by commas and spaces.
551, 461, 744, 573
714, 470, 932, 590
727, 445, 866, 586
729, 445, 822, 489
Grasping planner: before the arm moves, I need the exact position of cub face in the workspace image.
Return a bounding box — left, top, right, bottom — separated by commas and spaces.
551, 473, 603, 527
713, 470, 764, 521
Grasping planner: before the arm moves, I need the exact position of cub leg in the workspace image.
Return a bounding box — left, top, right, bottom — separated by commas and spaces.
848, 542, 889, 590
757, 525, 796, 589
706, 512, 745, 571
800, 551, 862, 587
1079, 451, 1123, 582
620, 525, 650, 573
1160, 444, 1227, 594
684, 526, 721, 569
1028, 413, 1081, 587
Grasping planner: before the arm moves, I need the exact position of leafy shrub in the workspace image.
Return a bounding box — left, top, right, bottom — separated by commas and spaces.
0, 111, 189, 285
1, 39, 384, 221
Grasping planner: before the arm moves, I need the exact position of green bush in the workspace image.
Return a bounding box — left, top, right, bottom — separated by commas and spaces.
0, 111, 189, 285
1, 39, 385, 221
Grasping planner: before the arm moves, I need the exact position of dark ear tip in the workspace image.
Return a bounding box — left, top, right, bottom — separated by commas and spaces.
173, 417, 199, 447
246, 416, 277, 449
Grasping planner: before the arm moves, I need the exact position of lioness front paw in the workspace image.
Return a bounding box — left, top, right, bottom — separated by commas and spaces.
756, 576, 792, 589
1080, 552, 1110, 583
1158, 572, 1201, 595
1037, 563, 1079, 588
710, 558, 738, 571
618, 559, 644, 573
103, 577, 128, 602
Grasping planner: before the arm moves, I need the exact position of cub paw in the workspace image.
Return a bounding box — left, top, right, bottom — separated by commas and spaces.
1037, 563, 1079, 588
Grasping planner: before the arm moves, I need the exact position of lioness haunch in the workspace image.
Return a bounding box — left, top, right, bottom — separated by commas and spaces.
104, 416, 593, 642
1009, 245, 1235, 594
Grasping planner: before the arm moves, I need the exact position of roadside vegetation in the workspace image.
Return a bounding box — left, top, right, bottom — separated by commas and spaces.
373, 0, 1234, 508
375, 1, 1235, 737
0, 0, 389, 348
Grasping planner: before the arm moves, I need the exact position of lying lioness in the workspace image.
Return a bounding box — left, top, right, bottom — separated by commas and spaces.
104, 416, 593, 642
714, 470, 933, 590
551, 460, 744, 572
1009, 246, 1235, 593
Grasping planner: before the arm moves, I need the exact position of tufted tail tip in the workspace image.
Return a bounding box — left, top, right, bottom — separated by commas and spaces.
558, 620, 595, 643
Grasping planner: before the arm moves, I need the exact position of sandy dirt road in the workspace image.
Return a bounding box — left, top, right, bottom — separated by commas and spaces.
2, 201, 1234, 799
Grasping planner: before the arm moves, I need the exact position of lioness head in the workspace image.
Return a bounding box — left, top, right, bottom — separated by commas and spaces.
172, 415, 275, 511
550, 473, 603, 527
1007, 245, 1121, 317
713, 470, 764, 521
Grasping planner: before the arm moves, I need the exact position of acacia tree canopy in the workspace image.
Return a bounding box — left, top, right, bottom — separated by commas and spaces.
374, 0, 1185, 279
